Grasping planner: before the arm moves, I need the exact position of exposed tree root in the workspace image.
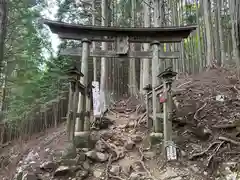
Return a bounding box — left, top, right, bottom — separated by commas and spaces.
109, 174, 126, 180
194, 102, 207, 121
100, 138, 125, 162
135, 112, 146, 128
190, 135, 240, 168
135, 147, 157, 180
105, 154, 112, 180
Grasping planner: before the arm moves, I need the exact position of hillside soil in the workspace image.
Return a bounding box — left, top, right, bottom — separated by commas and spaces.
1, 67, 240, 180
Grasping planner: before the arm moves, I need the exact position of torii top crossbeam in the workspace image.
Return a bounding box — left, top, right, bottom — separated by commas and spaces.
43, 19, 197, 43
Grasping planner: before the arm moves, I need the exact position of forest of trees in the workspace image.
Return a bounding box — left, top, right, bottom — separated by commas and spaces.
0, 0, 239, 142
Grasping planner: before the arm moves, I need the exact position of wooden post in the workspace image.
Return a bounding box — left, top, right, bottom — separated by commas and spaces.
92, 0, 97, 81
76, 39, 91, 132
0, 122, 5, 145
129, 0, 137, 96
143, 84, 152, 129
151, 41, 161, 132
84, 84, 91, 131
66, 82, 74, 140
159, 68, 177, 161
53, 101, 58, 128
100, 0, 108, 113
164, 80, 177, 161
163, 81, 169, 141
70, 81, 79, 141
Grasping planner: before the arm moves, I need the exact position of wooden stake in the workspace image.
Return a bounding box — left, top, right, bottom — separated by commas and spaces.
151, 41, 161, 132
66, 83, 74, 140
76, 39, 91, 132
92, 0, 97, 81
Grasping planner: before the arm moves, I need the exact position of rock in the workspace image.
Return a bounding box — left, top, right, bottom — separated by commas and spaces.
129, 172, 141, 180
132, 162, 144, 172
40, 161, 58, 172
143, 151, 155, 159
122, 165, 131, 176
54, 166, 71, 177
190, 164, 199, 173
93, 169, 104, 178
124, 139, 135, 150
14, 171, 23, 180
119, 124, 127, 129
62, 142, 77, 159
76, 170, 89, 180
82, 161, 90, 170
59, 159, 77, 166
95, 140, 107, 152
159, 167, 178, 179
100, 130, 114, 140
76, 153, 86, 163
149, 132, 163, 145
81, 148, 90, 152
25, 151, 39, 162
172, 177, 182, 180
222, 161, 238, 171
22, 172, 40, 180
85, 150, 109, 162
109, 165, 121, 176
74, 132, 92, 148
180, 150, 187, 157
127, 121, 135, 128
131, 134, 143, 143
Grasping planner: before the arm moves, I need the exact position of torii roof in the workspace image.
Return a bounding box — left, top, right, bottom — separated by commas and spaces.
43, 19, 197, 43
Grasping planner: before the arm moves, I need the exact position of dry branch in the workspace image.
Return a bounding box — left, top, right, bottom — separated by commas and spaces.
177, 81, 192, 88
212, 123, 237, 129
189, 141, 221, 160
218, 136, 240, 146
206, 141, 225, 167
233, 85, 240, 94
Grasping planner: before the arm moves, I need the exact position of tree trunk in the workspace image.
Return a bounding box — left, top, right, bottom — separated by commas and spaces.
216, 0, 225, 66
128, 0, 137, 96
230, 0, 240, 69
0, 0, 7, 114
195, 0, 202, 71
92, 0, 97, 81
142, 0, 150, 93
0, 0, 6, 70
203, 0, 214, 67
100, 0, 108, 112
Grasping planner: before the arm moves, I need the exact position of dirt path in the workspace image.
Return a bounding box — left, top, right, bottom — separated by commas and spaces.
1, 68, 240, 180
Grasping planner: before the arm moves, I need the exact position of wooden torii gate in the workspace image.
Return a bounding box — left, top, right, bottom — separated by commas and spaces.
43, 19, 196, 160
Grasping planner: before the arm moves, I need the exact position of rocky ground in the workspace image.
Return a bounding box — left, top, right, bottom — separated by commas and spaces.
1, 67, 240, 180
